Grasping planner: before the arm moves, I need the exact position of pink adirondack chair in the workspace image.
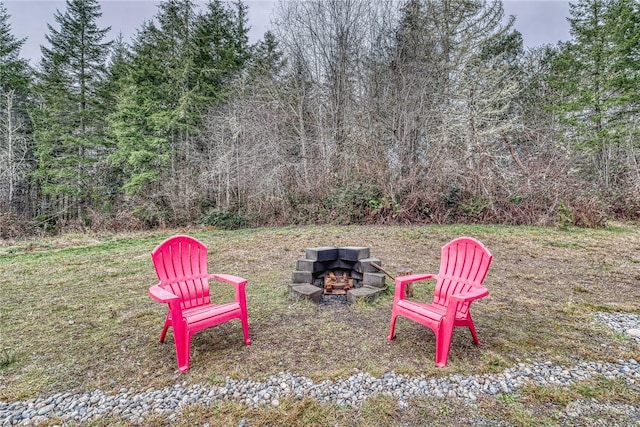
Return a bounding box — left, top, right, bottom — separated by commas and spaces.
148, 235, 251, 373
387, 237, 492, 367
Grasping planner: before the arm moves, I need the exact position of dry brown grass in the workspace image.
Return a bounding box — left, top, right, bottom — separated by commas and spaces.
1, 224, 639, 424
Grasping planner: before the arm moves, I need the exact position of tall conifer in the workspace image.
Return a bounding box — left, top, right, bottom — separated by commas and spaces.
549, 0, 639, 188
108, 0, 251, 223
31, 0, 112, 223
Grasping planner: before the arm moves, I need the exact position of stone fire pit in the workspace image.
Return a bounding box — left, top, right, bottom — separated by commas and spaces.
289, 246, 386, 304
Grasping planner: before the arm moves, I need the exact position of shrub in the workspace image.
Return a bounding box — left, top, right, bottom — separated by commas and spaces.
557, 201, 574, 230
0, 212, 28, 239
199, 208, 249, 230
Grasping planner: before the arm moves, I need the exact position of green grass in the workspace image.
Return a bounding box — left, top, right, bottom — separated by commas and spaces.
1, 224, 639, 425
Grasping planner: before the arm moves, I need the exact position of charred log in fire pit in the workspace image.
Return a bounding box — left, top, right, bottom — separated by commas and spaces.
324, 271, 353, 294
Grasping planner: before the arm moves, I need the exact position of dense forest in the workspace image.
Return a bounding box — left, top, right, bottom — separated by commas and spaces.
0, 0, 638, 237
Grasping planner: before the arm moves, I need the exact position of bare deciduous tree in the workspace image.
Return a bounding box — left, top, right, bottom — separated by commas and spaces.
0, 89, 31, 212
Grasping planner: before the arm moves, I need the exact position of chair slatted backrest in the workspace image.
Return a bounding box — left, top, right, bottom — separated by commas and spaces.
151, 235, 211, 309
433, 237, 492, 315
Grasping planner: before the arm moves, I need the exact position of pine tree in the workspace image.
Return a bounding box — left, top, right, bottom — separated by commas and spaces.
108, 0, 252, 224
0, 3, 32, 214
0, 3, 29, 91
605, 0, 639, 138
103, 34, 131, 109
31, 0, 112, 223
248, 31, 286, 81
195, 0, 251, 101
98, 34, 132, 203
549, 0, 639, 189
108, 0, 200, 208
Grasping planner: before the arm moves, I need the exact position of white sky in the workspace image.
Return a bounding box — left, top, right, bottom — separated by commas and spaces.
3, 0, 572, 65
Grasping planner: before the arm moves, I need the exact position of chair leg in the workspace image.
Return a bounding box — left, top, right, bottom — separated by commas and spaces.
175, 333, 191, 374
171, 321, 191, 373
467, 314, 480, 345
241, 314, 251, 345
435, 324, 454, 367
159, 316, 170, 343
387, 313, 398, 341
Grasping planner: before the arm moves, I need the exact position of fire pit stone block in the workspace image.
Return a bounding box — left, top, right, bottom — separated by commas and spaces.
289, 283, 323, 303
350, 271, 364, 280
305, 247, 339, 262
296, 259, 325, 273
363, 272, 386, 288
354, 257, 382, 274
347, 286, 384, 304
338, 247, 370, 261
324, 259, 354, 270
292, 271, 313, 283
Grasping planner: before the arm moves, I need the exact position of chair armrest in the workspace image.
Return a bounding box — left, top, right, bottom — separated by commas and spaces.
212, 274, 247, 288
212, 274, 248, 312
396, 274, 436, 285
148, 284, 180, 303
393, 274, 436, 303
445, 288, 488, 321
450, 287, 489, 303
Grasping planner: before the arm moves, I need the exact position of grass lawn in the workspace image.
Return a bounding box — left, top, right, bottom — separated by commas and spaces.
1, 224, 639, 425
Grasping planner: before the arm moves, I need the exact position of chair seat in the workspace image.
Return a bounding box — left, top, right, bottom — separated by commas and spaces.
171, 302, 242, 332
397, 300, 467, 323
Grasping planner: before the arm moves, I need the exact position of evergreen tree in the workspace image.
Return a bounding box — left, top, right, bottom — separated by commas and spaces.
99, 34, 131, 205
0, 3, 32, 214
604, 0, 639, 137
31, 0, 112, 223
103, 34, 131, 109
108, 0, 200, 209
0, 3, 29, 91
195, 0, 251, 100
549, 0, 639, 188
248, 30, 285, 81
108, 0, 252, 224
